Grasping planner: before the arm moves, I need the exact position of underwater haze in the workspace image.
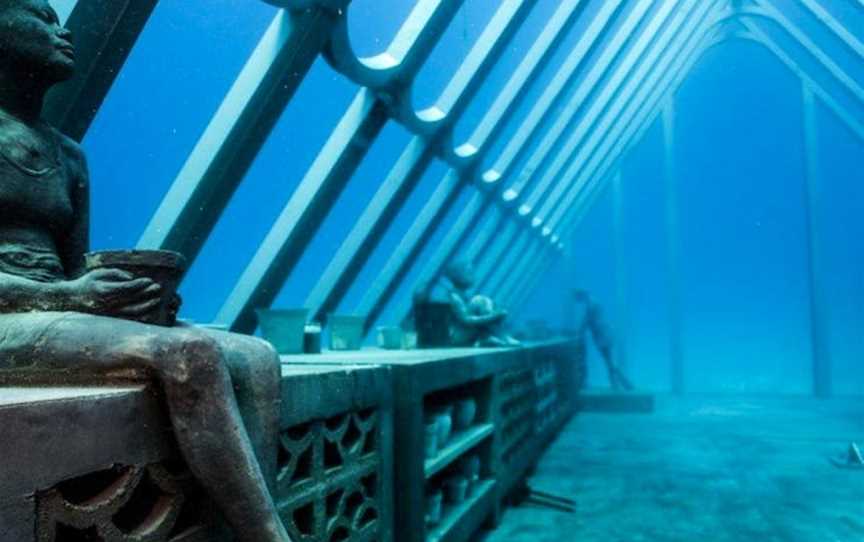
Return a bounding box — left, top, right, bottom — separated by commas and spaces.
71, 0, 861, 540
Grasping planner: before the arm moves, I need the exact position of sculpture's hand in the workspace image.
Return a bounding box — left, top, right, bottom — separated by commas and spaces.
166, 292, 182, 324
65, 268, 162, 318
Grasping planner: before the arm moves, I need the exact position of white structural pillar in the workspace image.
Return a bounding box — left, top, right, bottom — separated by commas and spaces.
662, 99, 684, 395
801, 82, 832, 398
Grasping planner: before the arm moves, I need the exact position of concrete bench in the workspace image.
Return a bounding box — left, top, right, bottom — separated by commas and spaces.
0, 363, 394, 542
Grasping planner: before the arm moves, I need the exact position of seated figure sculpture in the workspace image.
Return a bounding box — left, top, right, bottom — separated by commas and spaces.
415, 260, 519, 348
0, 2, 292, 540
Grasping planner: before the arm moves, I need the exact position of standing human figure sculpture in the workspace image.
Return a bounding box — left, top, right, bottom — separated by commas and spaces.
569, 289, 633, 391
0, 2, 292, 540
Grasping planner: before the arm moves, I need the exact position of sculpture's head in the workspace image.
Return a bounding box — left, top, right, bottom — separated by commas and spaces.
571, 289, 589, 303
0, 0, 74, 85
445, 259, 475, 290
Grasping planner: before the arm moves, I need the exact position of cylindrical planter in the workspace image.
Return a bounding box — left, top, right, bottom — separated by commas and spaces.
376, 326, 403, 350
84, 250, 185, 327
256, 308, 309, 354
329, 314, 365, 350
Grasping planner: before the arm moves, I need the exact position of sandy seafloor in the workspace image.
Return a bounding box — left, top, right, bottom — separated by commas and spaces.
479, 395, 863, 542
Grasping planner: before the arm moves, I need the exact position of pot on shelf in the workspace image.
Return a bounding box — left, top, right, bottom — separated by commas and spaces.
435, 406, 454, 447
453, 398, 477, 431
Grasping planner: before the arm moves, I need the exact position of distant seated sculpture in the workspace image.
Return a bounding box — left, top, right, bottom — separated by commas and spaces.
0, 2, 291, 540
414, 259, 520, 348
570, 289, 633, 391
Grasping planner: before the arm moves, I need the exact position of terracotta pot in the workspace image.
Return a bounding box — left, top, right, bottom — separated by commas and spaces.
85, 250, 185, 327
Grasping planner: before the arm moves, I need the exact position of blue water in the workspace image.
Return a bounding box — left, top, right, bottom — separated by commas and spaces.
80, 1, 862, 392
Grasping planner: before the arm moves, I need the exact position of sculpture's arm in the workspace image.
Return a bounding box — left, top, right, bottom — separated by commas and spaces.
59, 137, 90, 278
449, 293, 507, 327
0, 271, 82, 313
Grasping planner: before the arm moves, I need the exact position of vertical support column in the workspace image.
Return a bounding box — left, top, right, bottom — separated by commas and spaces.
662, 99, 684, 395
612, 171, 629, 372
801, 83, 832, 398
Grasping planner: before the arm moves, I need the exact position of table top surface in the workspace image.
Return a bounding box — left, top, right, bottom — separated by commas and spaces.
280, 339, 572, 366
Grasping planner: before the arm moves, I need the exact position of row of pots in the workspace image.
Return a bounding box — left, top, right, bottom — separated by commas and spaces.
425, 455, 482, 527
423, 398, 478, 459
258, 309, 420, 353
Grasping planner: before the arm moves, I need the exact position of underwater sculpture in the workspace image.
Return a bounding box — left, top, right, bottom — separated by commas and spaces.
0, 2, 292, 540
570, 289, 633, 391
415, 260, 520, 348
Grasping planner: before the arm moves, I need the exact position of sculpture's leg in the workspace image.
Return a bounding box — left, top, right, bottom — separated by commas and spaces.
0, 313, 291, 542
203, 329, 282, 490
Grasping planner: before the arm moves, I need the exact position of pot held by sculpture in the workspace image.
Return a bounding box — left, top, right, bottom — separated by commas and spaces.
85, 250, 185, 326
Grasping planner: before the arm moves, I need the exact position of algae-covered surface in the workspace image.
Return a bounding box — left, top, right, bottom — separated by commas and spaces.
481, 397, 863, 542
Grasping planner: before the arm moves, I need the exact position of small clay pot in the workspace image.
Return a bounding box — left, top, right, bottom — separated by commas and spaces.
425, 490, 443, 526
453, 398, 477, 431
85, 250, 185, 327
443, 476, 469, 504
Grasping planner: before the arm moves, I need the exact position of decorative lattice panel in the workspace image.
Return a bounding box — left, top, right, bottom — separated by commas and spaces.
534, 362, 560, 434
277, 408, 382, 542
36, 462, 212, 542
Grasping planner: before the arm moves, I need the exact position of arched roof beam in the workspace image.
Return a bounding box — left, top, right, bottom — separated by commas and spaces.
324, 0, 467, 91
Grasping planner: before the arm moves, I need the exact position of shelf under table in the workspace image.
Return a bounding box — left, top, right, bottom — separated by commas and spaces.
427, 480, 496, 542
424, 423, 494, 479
